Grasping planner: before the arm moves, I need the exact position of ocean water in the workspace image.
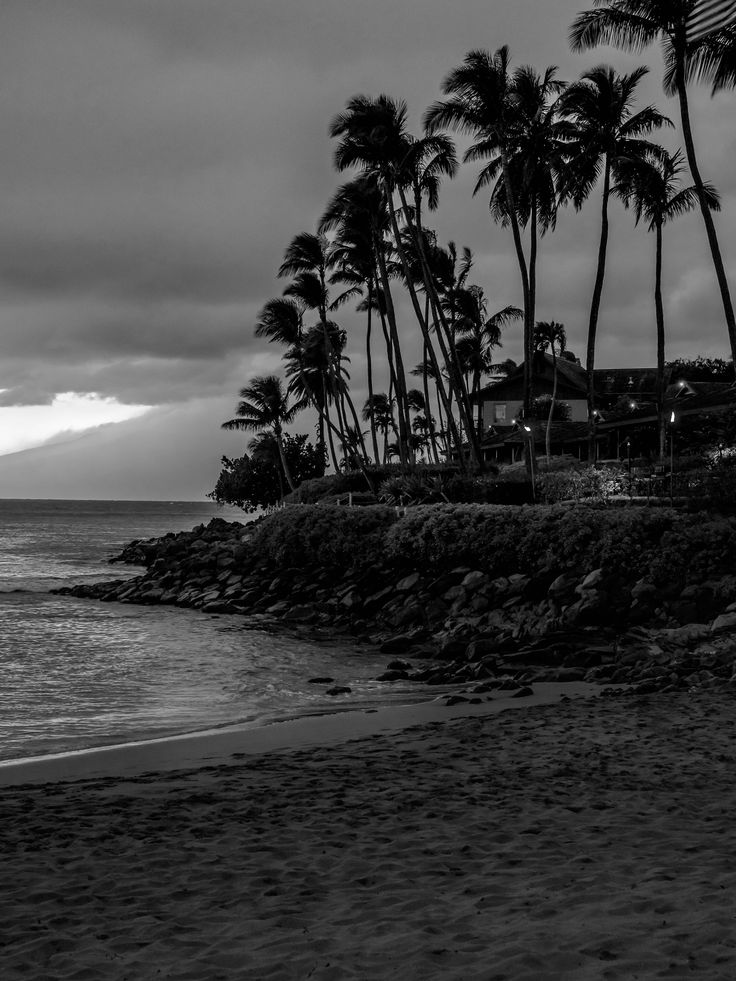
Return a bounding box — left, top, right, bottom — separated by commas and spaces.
0, 500, 427, 763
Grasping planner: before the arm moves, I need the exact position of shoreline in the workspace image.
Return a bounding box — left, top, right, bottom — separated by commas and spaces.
0, 681, 600, 787
3, 688, 735, 979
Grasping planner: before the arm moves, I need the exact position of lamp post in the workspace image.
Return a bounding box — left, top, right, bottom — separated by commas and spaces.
523, 425, 536, 503
670, 410, 676, 505
625, 438, 632, 498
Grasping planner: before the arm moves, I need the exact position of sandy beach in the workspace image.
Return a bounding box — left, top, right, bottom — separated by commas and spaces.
2, 689, 736, 981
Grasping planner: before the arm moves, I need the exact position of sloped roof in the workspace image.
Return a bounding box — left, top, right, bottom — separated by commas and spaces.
474, 354, 587, 401
474, 357, 660, 401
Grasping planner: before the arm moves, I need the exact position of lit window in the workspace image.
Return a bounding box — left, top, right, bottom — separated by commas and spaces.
495, 404, 507, 422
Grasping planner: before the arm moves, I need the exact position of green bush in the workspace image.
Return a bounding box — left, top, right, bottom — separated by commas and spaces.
382, 504, 690, 579
247, 501, 736, 590
210, 434, 326, 511
249, 504, 398, 569
536, 465, 628, 503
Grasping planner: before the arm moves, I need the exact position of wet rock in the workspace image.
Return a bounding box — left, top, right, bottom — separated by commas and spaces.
325, 686, 352, 696
396, 572, 422, 592
511, 685, 534, 698
711, 612, 736, 635
437, 638, 468, 660
464, 638, 498, 662
308, 677, 334, 684
379, 634, 414, 655
461, 570, 488, 592
282, 605, 316, 622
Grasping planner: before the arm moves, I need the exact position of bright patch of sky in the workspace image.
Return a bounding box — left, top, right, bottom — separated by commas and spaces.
0, 392, 153, 456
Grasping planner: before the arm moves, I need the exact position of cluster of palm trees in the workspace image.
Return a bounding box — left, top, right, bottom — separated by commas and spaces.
224, 1, 736, 477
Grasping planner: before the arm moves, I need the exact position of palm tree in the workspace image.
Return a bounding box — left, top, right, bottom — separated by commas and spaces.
411, 358, 446, 462
557, 64, 669, 455
569, 0, 736, 369
221, 376, 301, 493
453, 288, 522, 433
425, 48, 535, 420
321, 174, 413, 465
614, 148, 719, 458
362, 392, 397, 463
329, 94, 478, 468
279, 230, 370, 466
484, 65, 571, 393
254, 296, 342, 472
700, 21, 736, 92
534, 320, 567, 464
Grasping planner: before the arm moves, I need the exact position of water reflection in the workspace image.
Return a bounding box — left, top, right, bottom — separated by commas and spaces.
0, 593, 427, 761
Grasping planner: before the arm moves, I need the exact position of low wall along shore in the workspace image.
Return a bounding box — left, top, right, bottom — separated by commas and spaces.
57, 504, 736, 698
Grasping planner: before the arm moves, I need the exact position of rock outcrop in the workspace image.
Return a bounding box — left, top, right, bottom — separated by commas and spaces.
55, 516, 736, 696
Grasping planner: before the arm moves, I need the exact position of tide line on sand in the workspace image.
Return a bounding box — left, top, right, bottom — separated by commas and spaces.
0, 681, 598, 787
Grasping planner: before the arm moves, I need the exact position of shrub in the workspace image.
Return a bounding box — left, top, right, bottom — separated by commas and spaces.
536, 465, 629, 504
210, 434, 326, 511
383, 504, 689, 579
246, 501, 736, 592
249, 504, 398, 570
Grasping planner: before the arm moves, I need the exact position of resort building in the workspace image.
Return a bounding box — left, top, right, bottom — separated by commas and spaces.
467, 355, 736, 463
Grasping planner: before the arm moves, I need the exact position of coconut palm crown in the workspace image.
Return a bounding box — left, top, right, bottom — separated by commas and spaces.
569, 0, 736, 368
221, 375, 301, 492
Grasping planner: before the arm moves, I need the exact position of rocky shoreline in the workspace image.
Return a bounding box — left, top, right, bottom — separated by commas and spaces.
54, 514, 736, 700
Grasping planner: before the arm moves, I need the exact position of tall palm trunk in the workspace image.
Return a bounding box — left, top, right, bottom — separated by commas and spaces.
342, 382, 371, 464
333, 378, 349, 454
316, 270, 353, 463
546, 344, 558, 466
500, 151, 532, 418
421, 333, 441, 465
586, 156, 612, 461
385, 188, 466, 469
274, 426, 296, 492
375, 244, 411, 464
375, 285, 399, 400
675, 46, 736, 370
528, 198, 539, 410
654, 219, 666, 461
474, 366, 483, 438
322, 382, 340, 473
365, 281, 380, 465
291, 355, 343, 474
397, 184, 481, 469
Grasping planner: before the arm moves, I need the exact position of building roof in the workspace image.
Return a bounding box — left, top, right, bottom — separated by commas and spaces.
474, 354, 587, 402
474, 356, 660, 402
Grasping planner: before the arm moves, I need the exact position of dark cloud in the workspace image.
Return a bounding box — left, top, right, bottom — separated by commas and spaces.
1, 0, 735, 495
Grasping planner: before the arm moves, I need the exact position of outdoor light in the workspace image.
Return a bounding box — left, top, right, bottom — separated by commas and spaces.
670, 411, 676, 424
629, 401, 636, 409
523, 425, 531, 433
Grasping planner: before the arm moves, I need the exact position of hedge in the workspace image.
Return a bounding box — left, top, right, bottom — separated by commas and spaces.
247, 502, 736, 587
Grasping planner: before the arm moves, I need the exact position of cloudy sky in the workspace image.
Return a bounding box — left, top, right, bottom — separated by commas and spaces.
1, 0, 734, 498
